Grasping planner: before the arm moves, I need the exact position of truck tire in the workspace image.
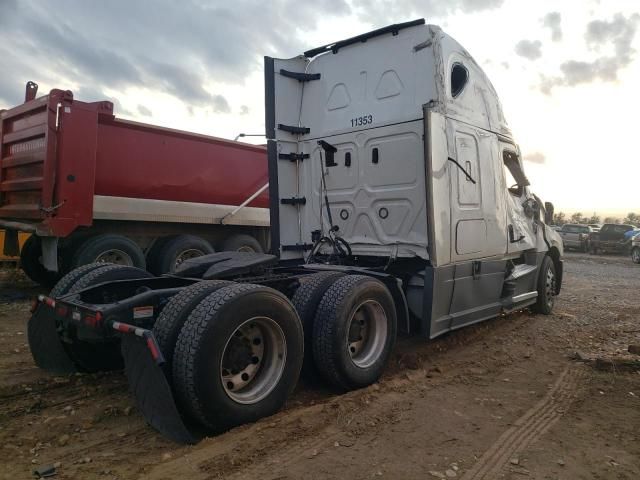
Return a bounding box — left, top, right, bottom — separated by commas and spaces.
221, 234, 263, 253
531, 256, 556, 315
172, 283, 303, 431
632, 247, 640, 264
20, 235, 59, 287
71, 234, 146, 270
148, 235, 214, 275
153, 280, 230, 381
312, 275, 397, 391
63, 265, 154, 372
291, 271, 345, 378
50, 263, 108, 298
68, 264, 153, 294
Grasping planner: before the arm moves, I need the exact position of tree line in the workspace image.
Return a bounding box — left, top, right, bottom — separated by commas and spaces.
552, 212, 640, 226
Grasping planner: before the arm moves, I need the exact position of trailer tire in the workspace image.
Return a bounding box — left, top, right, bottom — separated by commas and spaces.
71, 234, 146, 270
221, 234, 263, 253
312, 275, 397, 391
148, 235, 214, 275
20, 235, 59, 287
531, 256, 556, 315
172, 283, 303, 431
63, 265, 154, 372
631, 247, 640, 264
291, 271, 345, 378
153, 280, 231, 381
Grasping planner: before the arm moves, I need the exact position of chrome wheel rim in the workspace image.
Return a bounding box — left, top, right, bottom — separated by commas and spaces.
545, 267, 556, 309
221, 317, 286, 404
172, 248, 205, 270
346, 300, 388, 369
95, 249, 133, 266
633, 249, 640, 263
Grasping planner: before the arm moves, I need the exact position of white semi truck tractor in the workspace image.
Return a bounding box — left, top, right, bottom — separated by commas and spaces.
27, 19, 564, 443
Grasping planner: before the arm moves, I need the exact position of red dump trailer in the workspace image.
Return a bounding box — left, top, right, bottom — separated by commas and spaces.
0, 82, 269, 284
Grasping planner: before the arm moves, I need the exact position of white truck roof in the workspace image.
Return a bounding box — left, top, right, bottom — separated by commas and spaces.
273, 20, 511, 143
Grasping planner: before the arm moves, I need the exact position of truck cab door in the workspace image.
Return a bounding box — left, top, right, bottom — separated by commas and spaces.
448, 122, 506, 261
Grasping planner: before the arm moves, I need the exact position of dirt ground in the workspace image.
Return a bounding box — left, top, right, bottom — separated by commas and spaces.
1, 252, 639, 480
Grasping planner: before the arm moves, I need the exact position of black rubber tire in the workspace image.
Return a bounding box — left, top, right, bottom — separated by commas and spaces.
63, 265, 154, 372
67, 264, 152, 294
221, 234, 264, 253
20, 235, 59, 287
148, 235, 214, 275
71, 234, 146, 270
531, 256, 556, 315
145, 237, 173, 275
631, 247, 640, 264
172, 283, 303, 431
50, 263, 110, 298
312, 275, 397, 391
291, 271, 345, 378
153, 280, 230, 381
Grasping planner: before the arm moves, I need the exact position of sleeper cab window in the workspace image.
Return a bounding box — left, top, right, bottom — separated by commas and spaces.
451, 62, 469, 98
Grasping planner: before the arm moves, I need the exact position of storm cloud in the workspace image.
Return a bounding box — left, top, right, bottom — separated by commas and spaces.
0, 0, 352, 109
137, 105, 152, 117
539, 12, 639, 94
515, 40, 542, 60
353, 0, 503, 22
542, 12, 562, 42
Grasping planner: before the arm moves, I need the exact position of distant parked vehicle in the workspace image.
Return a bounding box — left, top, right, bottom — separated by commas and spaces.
631, 232, 640, 264
559, 224, 592, 252
588, 224, 601, 233
551, 225, 563, 232
590, 223, 636, 255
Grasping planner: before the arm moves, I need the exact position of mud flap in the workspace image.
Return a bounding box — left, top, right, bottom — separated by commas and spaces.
120, 333, 195, 444
27, 303, 77, 374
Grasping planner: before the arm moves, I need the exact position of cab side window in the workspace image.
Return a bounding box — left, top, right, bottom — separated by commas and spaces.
503, 150, 528, 197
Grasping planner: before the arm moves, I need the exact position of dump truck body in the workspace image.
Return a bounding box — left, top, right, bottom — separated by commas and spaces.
0, 86, 269, 279
28, 20, 563, 444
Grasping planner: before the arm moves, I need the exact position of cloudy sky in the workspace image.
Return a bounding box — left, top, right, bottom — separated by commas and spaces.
1, 0, 638, 215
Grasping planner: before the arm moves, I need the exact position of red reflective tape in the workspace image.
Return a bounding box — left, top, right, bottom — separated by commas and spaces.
146, 337, 160, 360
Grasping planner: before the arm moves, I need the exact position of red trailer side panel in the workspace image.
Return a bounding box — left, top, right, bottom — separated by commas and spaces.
94, 119, 268, 208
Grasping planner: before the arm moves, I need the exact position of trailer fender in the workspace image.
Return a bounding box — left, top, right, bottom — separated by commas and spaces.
115, 322, 195, 444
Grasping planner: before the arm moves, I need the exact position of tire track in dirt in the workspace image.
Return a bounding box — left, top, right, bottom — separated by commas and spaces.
460, 365, 585, 480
